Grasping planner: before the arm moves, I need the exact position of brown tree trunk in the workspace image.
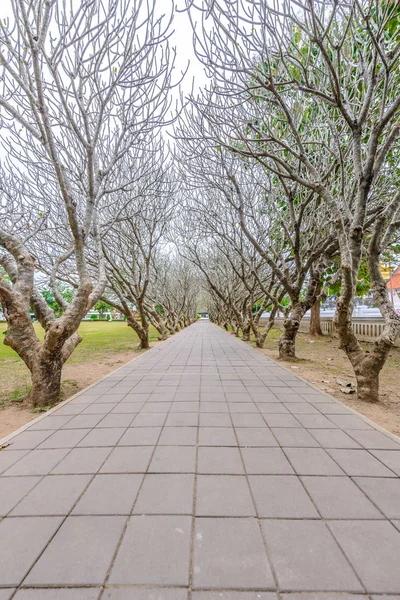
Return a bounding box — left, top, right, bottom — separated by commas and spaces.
278, 304, 306, 360
309, 281, 323, 336
242, 320, 251, 341
28, 352, 63, 408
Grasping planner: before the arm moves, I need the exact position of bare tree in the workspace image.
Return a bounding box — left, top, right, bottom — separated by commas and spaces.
183, 0, 400, 401
0, 0, 177, 406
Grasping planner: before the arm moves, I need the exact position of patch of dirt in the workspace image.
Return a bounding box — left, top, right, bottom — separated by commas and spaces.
257, 332, 400, 437
0, 345, 158, 441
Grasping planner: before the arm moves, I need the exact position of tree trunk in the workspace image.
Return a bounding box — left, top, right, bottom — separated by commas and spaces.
242, 320, 251, 341
309, 281, 323, 336
354, 361, 380, 403
28, 352, 63, 408
278, 304, 306, 360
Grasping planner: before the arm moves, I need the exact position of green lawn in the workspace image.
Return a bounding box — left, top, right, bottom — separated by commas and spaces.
0, 321, 159, 406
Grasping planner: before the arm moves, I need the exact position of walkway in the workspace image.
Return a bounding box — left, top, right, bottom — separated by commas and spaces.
1, 321, 400, 599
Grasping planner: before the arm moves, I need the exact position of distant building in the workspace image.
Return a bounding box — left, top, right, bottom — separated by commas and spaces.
387, 265, 400, 300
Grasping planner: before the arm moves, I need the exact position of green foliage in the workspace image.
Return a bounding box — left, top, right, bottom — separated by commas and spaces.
90, 313, 98, 320
40, 284, 74, 317
95, 300, 113, 318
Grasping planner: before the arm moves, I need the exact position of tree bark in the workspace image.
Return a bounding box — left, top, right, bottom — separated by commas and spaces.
309, 281, 323, 336
28, 351, 64, 408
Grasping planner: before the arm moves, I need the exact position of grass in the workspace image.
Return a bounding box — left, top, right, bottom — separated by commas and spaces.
0, 321, 159, 406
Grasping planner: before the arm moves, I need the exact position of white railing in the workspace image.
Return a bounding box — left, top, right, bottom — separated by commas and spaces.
260, 316, 400, 347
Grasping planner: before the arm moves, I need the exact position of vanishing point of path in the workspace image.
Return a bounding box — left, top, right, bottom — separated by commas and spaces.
1, 321, 400, 600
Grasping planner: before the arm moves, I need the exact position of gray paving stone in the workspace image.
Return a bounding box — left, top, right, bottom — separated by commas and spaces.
81, 403, 116, 414
111, 403, 144, 414
281, 592, 367, 600
141, 402, 171, 413
283, 403, 320, 414
63, 415, 103, 429
26, 516, 125, 585
370, 450, 400, 475
229, 403, 258, 413
308, 429, 361, 449
11, 474, 91, 516
0, 476, 41, 516
109, 515, 191, 585
196, 475, 255, 516
0, 516, 62, 585
328, 520, 400, 593
301, 476, 382, 519
0, 591, 15, 600
78, 428, 126, 447
131, 413, 166, 426
231, 414, 266, 427
241, 448, 294, 475
29, 415, 74, 430
101, 446, 153, 473
54, 447, 111, 474
14, 589, 101, 599
249, 475, 318, 518
198, 447, 244, 474
5, 448, 69, 476
346, 429, 400, 450
258, 403, 290, 413
198, 427, 237, 446
235, 427, 278, 447
118, 427, 161, 446
271, 428, 320, 448
327, 415, 373, 430
102, 590, 188, 600
315, 403, 353, 415
149, 445, 196, 473
354, 477, 400, 519
199, 413, 232, 426
193, 517, 274, 589
96, 414, 135, 428
0, 449, 28, 473
295, 414, 339, 429
263, 414, 302, 428
262, 520, 363, 592
200, 402, 229, 413
5, 430, 53, 450
165, 412, 198, 426
192, 594, 277, 600
38, 428, 91, 449
73, 474, 142, 515
134, 473, 194, 514
159, 426, 197, 445
283, 448, 344, 475
327, 449, 397, 477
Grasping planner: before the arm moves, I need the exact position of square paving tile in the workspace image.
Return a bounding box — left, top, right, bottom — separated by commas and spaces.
78, 428, 126, 447
81, 403, 116, 414
158, 427, 197, 445
101, 447, 153, 473
327, 415, 372, 430
14, 590, 101, 599
193, 517, 274, 589
95, 414, 134, 428
165, 413, 199, 427
0, 450, 28, 474
354, 477, 400, 519
131, 413, 166, 426
38, 429, 91, 449
196, 475, 255, 516
200, 402, 229, 413
241, 448, 294, 475
249, 475, 318, 518
5, 449, 69, 476
6, 430, 53, 450
11, 474, 91, 516
263, 415, 301, 428
327, 449, 396, 477
54, 447, 111, 474
271, 428, 320, 448
171, 402, 200, 413
284, 448, 344, 475
73, 474, 142, 515
0, 516, 62, 585
102, 590, 188, 600
192, 594, 277, 600
29, 415, 73, 430
0, 476, 41, 516
109, 515, 191, 585
133, 473, 194, 514
261, 519, 363, 592
149, 445, 196, 473
229, 403, 258, 413
283, 403, 320, 414
258, 403, 289, 414
231, 414, 267, 427
328, 520, 400, 593
198, 447, 244, 474
118, 427, 161, 446
281, 595, 367, 600
346, 430, 400, 450
141, 402, 171, 413
235, 427, 278, 447
301, 476, 382, 519
26, 516, 125, 585
199, 414, 232, 427
308, 429, 361, 449
199, 427, 237, 446
63, 415, 102, 429
370, 450, 400, 475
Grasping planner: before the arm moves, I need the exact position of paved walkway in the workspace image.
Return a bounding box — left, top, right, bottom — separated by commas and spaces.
1, 321, 400, 599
